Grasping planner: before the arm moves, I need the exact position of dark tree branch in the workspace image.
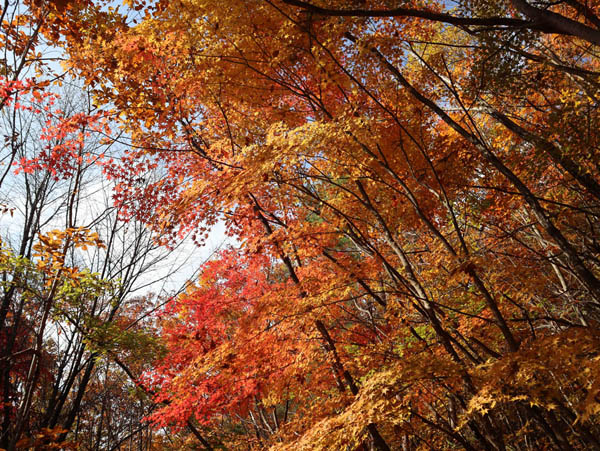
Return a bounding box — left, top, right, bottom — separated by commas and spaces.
281, 0, 600, 43
280, 0, 529, 27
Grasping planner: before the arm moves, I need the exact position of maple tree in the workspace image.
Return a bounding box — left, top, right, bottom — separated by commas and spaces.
0, 1, 208, 448
16, 0, 600, 449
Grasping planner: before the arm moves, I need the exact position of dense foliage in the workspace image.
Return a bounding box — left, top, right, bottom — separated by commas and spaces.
4, 0, 600, 449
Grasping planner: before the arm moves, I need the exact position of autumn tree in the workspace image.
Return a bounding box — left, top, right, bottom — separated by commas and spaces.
0, 1, 207, 448
52, 0, 600, 449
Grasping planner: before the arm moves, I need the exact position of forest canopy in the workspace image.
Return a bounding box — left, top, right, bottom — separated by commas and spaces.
2, 0, 600, 449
